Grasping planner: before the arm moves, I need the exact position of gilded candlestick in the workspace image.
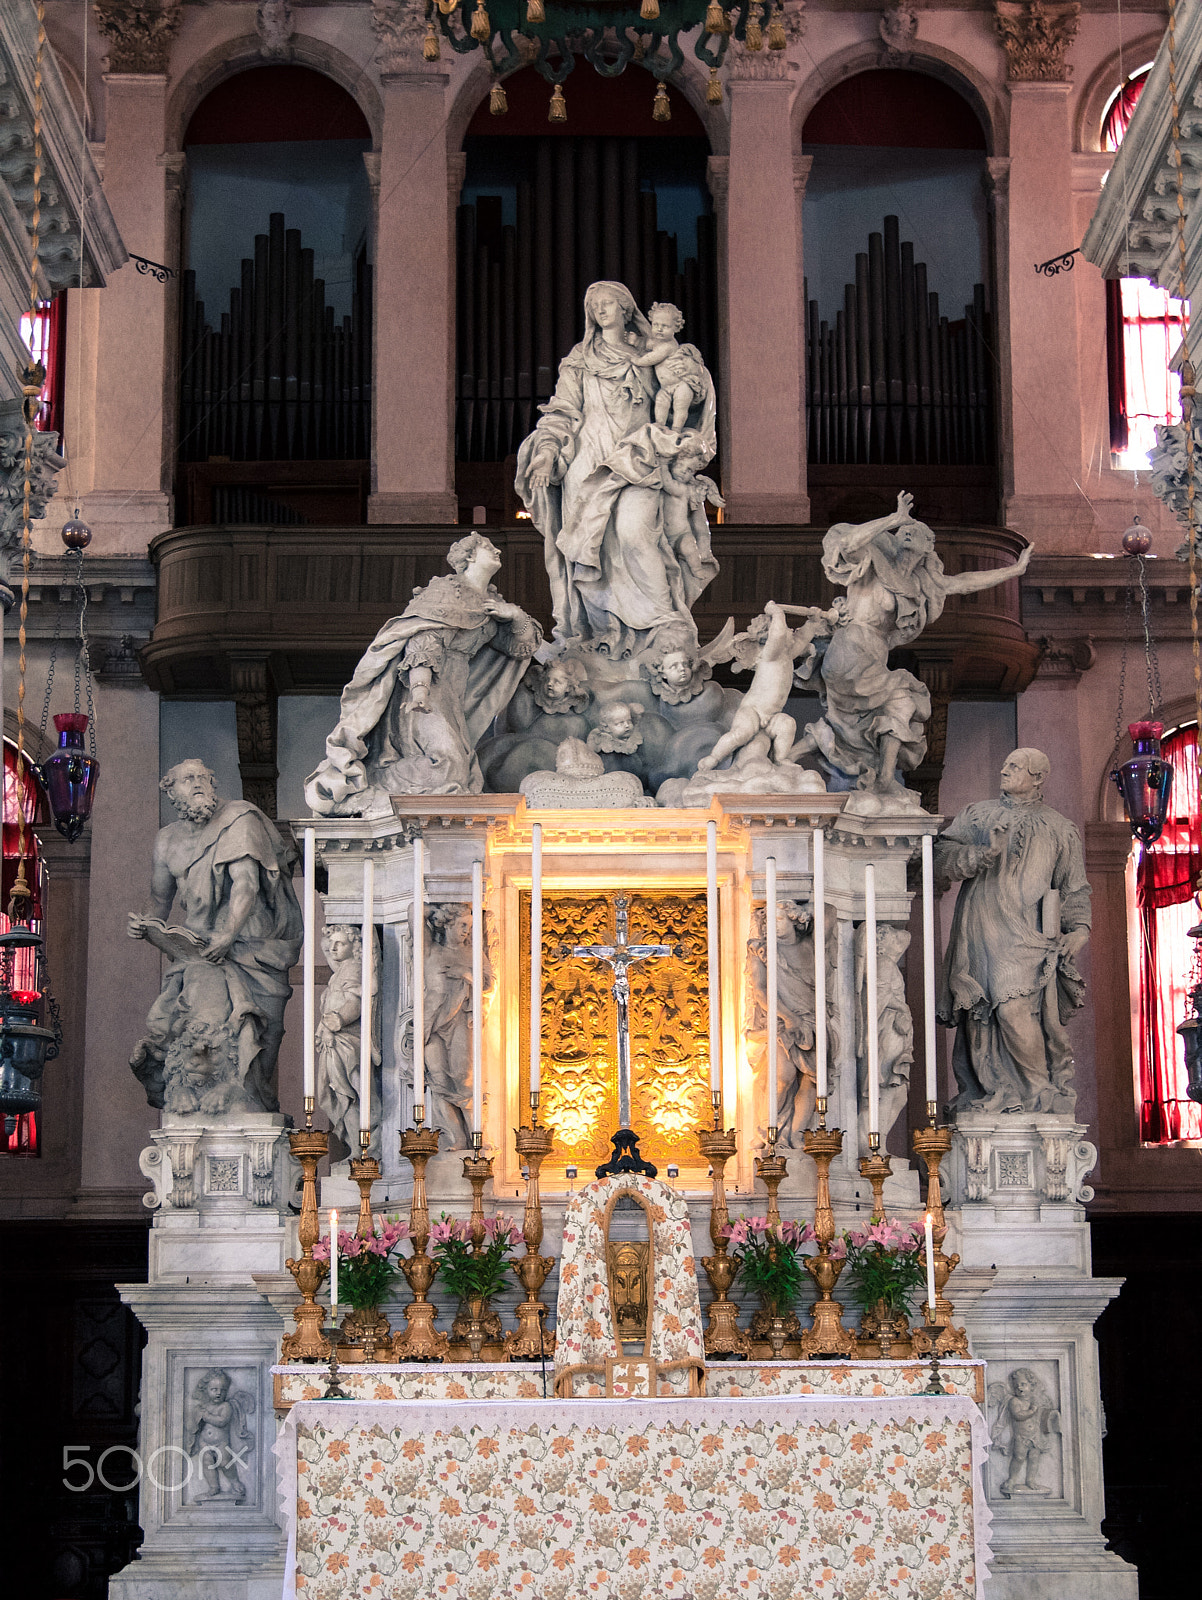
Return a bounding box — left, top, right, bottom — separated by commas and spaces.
911, 1121, 969, 1357
697, 1122, 750, 1359
339, 1144, 391, 1357
504, 1122, 556, 1361
391, 1123, 449, 1362
798, 1123, 857, 1358
756, 1126, 786, 1226
282, 1125, 332, 1362
463, 1130, 492, 1250
859, 1133, 892, 1223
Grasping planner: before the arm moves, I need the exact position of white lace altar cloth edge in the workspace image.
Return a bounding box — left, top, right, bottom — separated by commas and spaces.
274, 1393, 992, 1600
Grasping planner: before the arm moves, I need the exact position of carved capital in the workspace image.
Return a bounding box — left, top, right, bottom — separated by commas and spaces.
706, 155, 730, 207
372, 0, 436, 76
993, 1, 1080, 84
93, 1, 182, 75
0, 398, 66, 554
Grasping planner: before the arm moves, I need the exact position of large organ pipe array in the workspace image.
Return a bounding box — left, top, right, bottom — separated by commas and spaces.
456, 136, 717, 463
805, 215, 994, 468
178, 211, 372, 464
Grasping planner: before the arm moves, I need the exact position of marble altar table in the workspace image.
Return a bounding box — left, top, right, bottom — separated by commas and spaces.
275, 1391, 991, 1600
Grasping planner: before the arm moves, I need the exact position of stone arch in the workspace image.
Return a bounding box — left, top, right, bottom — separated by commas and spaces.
446, 53, 729, 155
1074, 34, 1164, 155
166, 33, 384, 154
791, 43, 1005, 159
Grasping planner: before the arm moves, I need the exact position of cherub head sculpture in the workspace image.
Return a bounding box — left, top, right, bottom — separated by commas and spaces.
587, 701, 644, 755
532, 655, 591, 716
644, 627, 710, 705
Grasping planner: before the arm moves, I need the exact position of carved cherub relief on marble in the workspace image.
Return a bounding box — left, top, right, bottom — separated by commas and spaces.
186, 1368, 255, 1505
989, 1366, 1062, 1498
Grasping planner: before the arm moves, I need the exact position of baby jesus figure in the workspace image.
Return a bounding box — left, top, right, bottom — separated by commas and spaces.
697, 600, 842, 773
631, 302, 709, 431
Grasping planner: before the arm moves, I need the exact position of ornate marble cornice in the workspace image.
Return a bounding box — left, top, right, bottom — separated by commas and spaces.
993, 1, 1080, 83
1082, 2, 1202, 299
725, 0, 804, 80
93, 1, 182, 76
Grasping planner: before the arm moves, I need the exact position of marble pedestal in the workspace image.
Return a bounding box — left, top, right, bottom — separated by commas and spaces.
108, 1116, 298, 1600
948, 1112, 1137, 1600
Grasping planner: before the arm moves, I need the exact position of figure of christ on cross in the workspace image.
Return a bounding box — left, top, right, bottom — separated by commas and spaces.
568, 895, 679, 1177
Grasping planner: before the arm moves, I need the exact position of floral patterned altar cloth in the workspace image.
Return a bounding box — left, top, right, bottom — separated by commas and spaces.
275, 1393, 991, 1600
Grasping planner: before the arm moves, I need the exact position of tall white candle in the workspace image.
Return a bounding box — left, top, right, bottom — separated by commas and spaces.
530, 822, 543, 1095
922, 832, 938, 1106
707, 820, 720, 1093
472, 858, 484, 1133
865, 863, 879, 1136
412, 836, 425, 1115
766, 855, 778, 1130
329, 1208, 339, 1318
924, 1212, 937, 1314
303, 828, 316, 1101
813, 828, 827, 1101
358, 857, 374, 1140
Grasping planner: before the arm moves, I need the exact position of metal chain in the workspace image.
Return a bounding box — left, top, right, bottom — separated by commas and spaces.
38, 550, 97, 760
1137, 553, 1163, 718
39, 560, 65, 740
1115, 571, 1133, 753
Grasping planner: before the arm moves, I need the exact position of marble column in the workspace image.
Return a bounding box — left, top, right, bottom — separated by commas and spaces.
84, 71, 174, 551
368, 71, 457, 524
721, 60, 808, 525
1001, 80, 1093, 546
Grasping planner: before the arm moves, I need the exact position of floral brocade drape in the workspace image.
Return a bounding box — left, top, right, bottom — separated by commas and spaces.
1136, 725, 1202, 1141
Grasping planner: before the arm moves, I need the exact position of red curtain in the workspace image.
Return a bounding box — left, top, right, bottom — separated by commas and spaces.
40, 292, 67, 442
1136, 726, 1202, 1141
1106, 278, 1129, 453
1103, 72, 1149, 153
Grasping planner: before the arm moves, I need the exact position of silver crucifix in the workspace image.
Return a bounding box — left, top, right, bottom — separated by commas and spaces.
570, 895, 677, 1177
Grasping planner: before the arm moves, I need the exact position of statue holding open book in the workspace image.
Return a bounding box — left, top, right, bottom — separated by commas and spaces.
127, 759, 303, 1115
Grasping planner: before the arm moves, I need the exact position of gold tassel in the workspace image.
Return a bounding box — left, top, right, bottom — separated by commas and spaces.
490, 80, 508, 115
470, 2, 490, 41
526, 0, 544, 20
641, 0, 660, 18
706, 0, 730, 33
706, 65, 722, 104
423, 19, 440, 60
652, 81, 671, 122
768, 4, 786, 48
745, 17, 763, 50
437, 0, 457, 12
548, 83, 566, 122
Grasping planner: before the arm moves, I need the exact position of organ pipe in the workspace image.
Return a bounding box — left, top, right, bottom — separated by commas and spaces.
178, 211, 371, 464
806, 214, 995, 467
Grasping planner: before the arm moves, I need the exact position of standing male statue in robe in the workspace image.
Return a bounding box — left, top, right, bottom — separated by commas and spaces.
936, 749, 1091, 1114
128, 759, 303, 1115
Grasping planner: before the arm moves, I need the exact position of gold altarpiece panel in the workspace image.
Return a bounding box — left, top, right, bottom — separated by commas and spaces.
518, 891, 712, 1170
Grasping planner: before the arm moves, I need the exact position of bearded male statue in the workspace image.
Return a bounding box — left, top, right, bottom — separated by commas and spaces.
936, 748, 1091, 1115
127, 759, 303, 1115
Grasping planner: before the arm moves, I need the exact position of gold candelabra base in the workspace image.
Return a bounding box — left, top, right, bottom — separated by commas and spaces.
756, 1128, 787, 1226
697, 1122, 751, 1360
391, 1124, 449, 1363
798, 1123, 857, 1359
282, 1124, 332, 1363
504, 1122, 556, 1362
911, 1122, 970, 1358
448, 1140, 504, 1361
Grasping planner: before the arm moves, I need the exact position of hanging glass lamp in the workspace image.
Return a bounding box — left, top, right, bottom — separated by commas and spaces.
1111, 719, 1173, 845
0, 924, 58, 1131
41, 712, 99, 843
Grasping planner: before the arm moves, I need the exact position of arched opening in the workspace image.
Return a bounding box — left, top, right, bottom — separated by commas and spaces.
801, 69, 995, 526
454, 66, 716, 521
176, 65, 373, 526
